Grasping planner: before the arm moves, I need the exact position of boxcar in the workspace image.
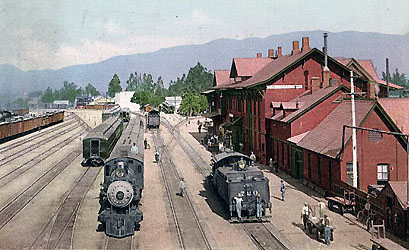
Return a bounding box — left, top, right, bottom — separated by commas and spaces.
82, 117, 123, 166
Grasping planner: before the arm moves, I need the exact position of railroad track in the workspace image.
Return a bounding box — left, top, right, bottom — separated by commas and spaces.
0, 122, 83, 165
0, 128, 86, 188
161, 117, 290, 250
103, 235, 134, 250
0, 116, 76, 154
28, 166, 102, 250
152, 130, 216, 250
0, 145, 83, 230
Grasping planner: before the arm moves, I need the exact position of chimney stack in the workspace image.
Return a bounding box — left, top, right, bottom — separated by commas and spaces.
322, 33, 330, 88
301, 37, 310, 52
268, 49, 275, 58
323, 33, 328, 70
291, 41, 300, 55
257, 53, 262, 58
277, 47, 282, 57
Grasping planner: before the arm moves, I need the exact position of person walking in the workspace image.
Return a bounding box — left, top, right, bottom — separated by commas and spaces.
323, 215, 331, 245
179, 178, 186, 197
154, 151, 159, 163
269, 158, 273, 172
301, 203, 311, 230
250, 152, 256, 165
131, 142, 138, 155
234, 193, 243, 221
280, 180, 286, 201
256, 193, 263, 221
198, 123, 202, 134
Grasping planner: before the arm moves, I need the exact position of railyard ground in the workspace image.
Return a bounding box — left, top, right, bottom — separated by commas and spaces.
0, 109, 390, 249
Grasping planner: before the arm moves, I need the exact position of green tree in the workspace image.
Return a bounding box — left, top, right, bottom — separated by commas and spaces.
85, 83, 100, 96
168, 62, 213, 95
382, 68, 408, 87
179, 93, 208, 116
41, 87, 55, 103
108, 74, 122, 98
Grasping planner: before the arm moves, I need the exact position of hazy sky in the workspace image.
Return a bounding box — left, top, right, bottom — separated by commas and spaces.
1, 0, 408, 70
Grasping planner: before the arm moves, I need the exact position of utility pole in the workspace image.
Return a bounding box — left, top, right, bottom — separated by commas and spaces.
386, 58, 390, 97
351, 71, 358, 188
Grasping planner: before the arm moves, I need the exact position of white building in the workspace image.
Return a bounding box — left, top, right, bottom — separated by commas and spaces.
165, 96, 182, 111
115, 91, 140, 112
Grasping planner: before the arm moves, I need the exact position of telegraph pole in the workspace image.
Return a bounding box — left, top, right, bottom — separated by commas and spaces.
351, 71, 358, 188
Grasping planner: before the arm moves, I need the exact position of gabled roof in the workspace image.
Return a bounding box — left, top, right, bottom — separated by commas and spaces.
378, 98, 409, 134
382, 181, 408, 209
297, 99, 376, 158
337, 58, 403, 90
270, 85, 349, 123
213, 70, 232, 86
230, 58, 272, 78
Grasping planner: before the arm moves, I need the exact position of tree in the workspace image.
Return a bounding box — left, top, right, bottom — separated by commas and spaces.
85, 83, 100, 96
108, 74, 122, 98
382, 68, 408, 87
179, 93, 208, 116
168, 62, 213, 95
41, 87, 55, 103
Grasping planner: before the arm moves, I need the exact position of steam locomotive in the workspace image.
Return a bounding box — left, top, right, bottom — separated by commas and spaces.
208, 152, 271, 221
98, 117, 144, 238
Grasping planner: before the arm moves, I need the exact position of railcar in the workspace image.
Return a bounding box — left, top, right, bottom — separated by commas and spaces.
102, 105, 121, 122
146, 110, 160, 129
0, 111, 64, 142
82, 117, 123, 167
208, 152, 271, 221
98, 117, 144, 238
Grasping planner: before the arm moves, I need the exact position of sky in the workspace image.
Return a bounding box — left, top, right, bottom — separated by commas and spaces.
1, 0, 409, 71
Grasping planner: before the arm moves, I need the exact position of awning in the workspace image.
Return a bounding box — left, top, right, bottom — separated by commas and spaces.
204, 111, 221, 118
201, 89, 215, 94
220, 117, 242, 128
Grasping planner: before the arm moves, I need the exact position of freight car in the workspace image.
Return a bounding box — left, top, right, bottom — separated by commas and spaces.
208, 152, 271, 222
98, 117, 144, 238
82, 117, 123, 167
146, 110, 160, 129
0, 110, 64, 142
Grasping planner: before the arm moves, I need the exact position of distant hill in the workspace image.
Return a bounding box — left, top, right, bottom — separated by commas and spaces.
1, 30, 408, 96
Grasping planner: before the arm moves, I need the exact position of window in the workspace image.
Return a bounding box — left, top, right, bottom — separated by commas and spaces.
377, 164, 389, 184
287, 144, 290, 168
281, 143, 284, 166
308, 153, 311, 180
317, 157, 321, 184
346, 162, 353, 186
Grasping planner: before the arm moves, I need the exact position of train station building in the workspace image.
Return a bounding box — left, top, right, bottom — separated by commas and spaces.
205, 35, 409, 239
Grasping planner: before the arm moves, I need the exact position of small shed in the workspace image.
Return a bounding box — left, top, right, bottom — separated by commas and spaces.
377, 181, 409, 239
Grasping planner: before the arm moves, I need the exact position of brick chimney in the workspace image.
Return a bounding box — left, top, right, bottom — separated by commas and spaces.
268, 49, 274, 58
257, 53, 262, 58
311, 77, 321, 92
277, 47, 282, 57
301, 37, 310, 52
291, 41, 300, 55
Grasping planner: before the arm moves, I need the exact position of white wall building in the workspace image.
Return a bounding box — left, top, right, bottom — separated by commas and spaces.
165, 96, 182, 111
115, 91, 140, 112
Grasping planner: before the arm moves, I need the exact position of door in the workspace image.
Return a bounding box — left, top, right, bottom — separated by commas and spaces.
292, 148, 304, 179
90, 139, 100, 158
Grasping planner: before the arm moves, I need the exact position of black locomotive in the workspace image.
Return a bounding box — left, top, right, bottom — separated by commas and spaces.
146, 110, 160, 129
208, 152, 271, 221
98, 117, 144, 238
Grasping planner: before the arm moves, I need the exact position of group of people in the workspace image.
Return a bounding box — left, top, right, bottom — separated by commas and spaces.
233, 192, 265, 222
301, 203, 332, 245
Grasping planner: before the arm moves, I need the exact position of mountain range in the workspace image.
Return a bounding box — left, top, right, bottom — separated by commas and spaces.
1, 30, 408, 97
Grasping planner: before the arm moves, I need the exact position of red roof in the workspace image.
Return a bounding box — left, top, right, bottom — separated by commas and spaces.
231, 58, 272, 78
388, 181, 408, 209
297, 99, 376, 158
270, 85, 347, 122
214, 70, 232, 86
378, 98, 409, 134
225, 49, 312, 89
337, 58, 403, 90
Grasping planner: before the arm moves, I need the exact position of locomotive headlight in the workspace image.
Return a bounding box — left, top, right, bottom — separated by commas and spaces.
107, 181, 133, 208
